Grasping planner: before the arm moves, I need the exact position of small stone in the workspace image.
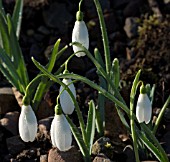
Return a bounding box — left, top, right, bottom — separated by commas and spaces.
43, 2, 72, 34
38, 116, 53, 138
40, 154, 48, 162
123, 145, 135, 162
93, 153, 112, 162
0, 87, 19, 114
38, 26, 50, 35
6, 136, 25, 155
0, 111, 19, 135
48, 146, 82, 162
124, 17, 139, 38
92, 137, 111, 155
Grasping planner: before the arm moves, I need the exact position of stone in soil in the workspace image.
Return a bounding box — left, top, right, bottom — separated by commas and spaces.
93, 153, 112, 162
48, 146, 82, 162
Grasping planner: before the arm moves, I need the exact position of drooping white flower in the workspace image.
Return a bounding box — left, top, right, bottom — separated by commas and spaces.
136, 93, 152, 124
59, 78, 76, 115
50, 114, 72, 151
19, 105, 37, 142
72, 20, 89, 57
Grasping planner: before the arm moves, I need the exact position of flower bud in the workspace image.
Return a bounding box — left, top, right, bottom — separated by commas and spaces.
136, 93, 152, 124
59, 78, 76, 115
19, 105, 37, 142
72, 20, 89, 57
50, 114, 72, 151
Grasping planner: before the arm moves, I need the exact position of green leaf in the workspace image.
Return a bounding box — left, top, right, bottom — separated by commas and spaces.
7, 14, 29, 90
32, 40, 67, 111
94, 48, 106, 136
111, 58, 120, 89
12, 0, 23, 38
0, 11, 11, 55
0, 47, 23, 92
66, 115, 90, 161
86, 100, 96, 154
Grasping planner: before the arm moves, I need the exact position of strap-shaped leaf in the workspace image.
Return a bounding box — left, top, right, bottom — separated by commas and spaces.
65, 115, 90, 161
7, 14, 29, 90
0, 11, 11, 55
0, 47, 23, 92
86, 100, 96, 154
12, 0, 23, 38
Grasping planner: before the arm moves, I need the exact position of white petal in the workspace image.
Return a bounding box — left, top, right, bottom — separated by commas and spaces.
50, 117, 57, 147
136, 94, 152, 124
59, 79, 76, 114
19, 105, 37, 142
72, 20, 89, 57
50, 114, 72, 151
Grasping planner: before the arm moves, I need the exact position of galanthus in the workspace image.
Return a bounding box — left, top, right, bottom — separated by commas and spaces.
19, 105, 37, 142
72, 11, 89, 57
136, 85, 152, 124
59, 78, 76, 115
50, 105, 72, 151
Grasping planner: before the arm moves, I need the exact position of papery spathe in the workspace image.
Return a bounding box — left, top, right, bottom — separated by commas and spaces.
136, 93, 152, 124
59, 78, 76, 115
50, 114, 72, 151
19, 105, 37, 142
72, 20, 89, 57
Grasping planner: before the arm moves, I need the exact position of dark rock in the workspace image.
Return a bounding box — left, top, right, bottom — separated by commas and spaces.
123, 145, 135, 162
92, 137, 112, 156
123, 0, 143, 17
38, 26, 50, 35
48, 146, 82, 162
0, 111, 19, 135
93, 153, 112, 162
0, 87, 20, 115
6, 136, 25, 155
38, 116, 53, 138
124, 17, 139, 38
43, 2, 73, 34
161, 131, 170, 155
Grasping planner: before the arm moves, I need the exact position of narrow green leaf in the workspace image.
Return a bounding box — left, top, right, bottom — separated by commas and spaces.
47, 39, 60, 72
111, 58, 120, 89
0, 47, 23, 93
0, 11, 11, 55
65, 116, 90, 161
7, 14, 29, 90
12, 0, 23, 38
0, 0, 5, 16
94, 48, 106, 136
130, 70, 141, 162
86, 100, 96, 154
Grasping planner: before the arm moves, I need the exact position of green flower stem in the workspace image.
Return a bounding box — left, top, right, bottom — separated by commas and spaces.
130, 70, 141, 162
153, 95, 170, 134
93, 0, 111, 75
79, 0, 83, 11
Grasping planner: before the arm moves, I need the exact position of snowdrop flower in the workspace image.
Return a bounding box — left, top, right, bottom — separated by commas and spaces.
19, 105, 37, 142
136, 85, 152, 124
59, 78, 76, 115
72, 11, 89, 57
50, 105, 72, 151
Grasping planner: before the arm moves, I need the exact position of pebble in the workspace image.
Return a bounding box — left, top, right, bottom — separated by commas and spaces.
0, 111, 19, 135
93, 153, 112, 162
0, 87, 20, 115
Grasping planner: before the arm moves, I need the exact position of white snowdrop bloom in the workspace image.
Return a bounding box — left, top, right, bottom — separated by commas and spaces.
72, 20, 89, 57
50, 114, 72, 151
59, 78, 76, 115
19, 105, 37, 142
136, 93, 152, 124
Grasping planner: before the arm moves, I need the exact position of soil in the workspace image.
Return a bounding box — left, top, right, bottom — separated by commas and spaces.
0, 0, 170, 162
